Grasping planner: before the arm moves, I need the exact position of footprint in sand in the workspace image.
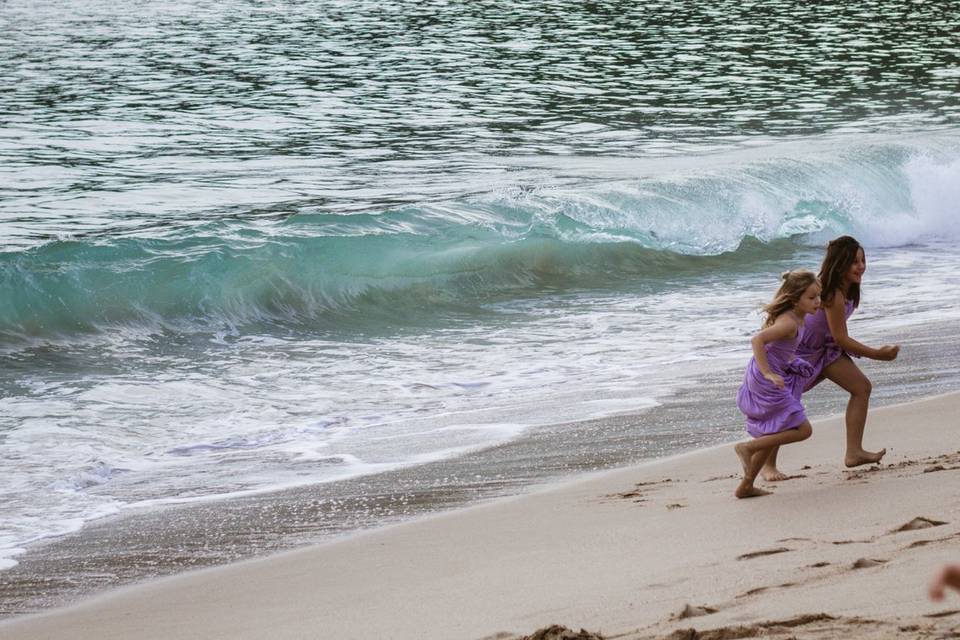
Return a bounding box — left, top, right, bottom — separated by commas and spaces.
851, 558, 887, 569
845, 465, 883, 479
737, 547, 791, 561
675, 603, 718, 619
663, 613, 938, 639
703, 474, 738, 482
919, 451, 960, 472
906, 539, 936, 549
610, 489, 648, 503
607, 478, 674, 502
904, 451, 960, 473
519, 625, 603, 640
905, 533, 960, 549
767, 474, 807, 482
891, 517, 948, 533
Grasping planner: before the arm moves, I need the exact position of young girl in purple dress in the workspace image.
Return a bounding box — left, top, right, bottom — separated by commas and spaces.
759, 236, 900, 481
734, 270, 822, 498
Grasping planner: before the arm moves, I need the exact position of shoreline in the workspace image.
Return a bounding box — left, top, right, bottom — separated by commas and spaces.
2, 316, 959, 623
4, 391, 960, 638
2, 317, 960, 619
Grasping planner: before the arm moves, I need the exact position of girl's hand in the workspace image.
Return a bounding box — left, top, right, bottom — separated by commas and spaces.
876, 345, 900, 361
763, 372, 785, 389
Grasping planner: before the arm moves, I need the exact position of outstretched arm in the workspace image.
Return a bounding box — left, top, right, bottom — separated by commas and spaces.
824, 295, 899, 361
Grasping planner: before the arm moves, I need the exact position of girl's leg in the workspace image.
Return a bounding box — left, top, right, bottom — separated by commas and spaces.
760, 375, 826, 481
821, 355, 885, 467
737, 422, 813, 461
736, 448, 774, 498
760, 446, 787, 481
735, 422, 812, 498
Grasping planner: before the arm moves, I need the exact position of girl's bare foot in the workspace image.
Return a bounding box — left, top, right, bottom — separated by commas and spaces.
761, 466, 789, 482
735, 443, 753, 475
735, 480, 772, 499
844, 448, 886, 468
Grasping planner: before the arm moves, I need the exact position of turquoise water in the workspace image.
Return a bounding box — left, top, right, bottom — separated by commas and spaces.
2, 0, 960, 571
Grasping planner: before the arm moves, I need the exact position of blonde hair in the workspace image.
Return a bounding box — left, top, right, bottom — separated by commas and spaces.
762, 270, 818, 328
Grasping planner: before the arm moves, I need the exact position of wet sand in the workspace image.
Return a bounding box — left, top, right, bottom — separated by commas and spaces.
3, 392, 960, 639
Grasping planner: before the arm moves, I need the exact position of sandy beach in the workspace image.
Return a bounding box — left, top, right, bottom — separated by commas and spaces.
2, 391, 959, 639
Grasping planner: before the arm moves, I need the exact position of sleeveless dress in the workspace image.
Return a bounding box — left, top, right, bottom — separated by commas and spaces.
736, 316, 815, 438
795, 300, 856, 392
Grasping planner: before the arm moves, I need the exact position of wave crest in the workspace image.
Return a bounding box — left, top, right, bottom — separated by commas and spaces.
3, 139, 958, 341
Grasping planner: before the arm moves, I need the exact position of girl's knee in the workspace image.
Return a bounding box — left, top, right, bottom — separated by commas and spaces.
797, 423, 813, 440
829, 359, 872, 397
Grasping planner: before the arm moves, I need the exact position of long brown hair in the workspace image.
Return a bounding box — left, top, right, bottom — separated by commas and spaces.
763, 270, 818, 328
818, 235, 862, 308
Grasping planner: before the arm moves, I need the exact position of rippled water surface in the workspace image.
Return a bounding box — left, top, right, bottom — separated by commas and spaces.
3, 0, 959, 244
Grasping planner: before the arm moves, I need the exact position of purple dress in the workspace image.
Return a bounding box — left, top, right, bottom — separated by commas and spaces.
736, 319, 814, 438
795, 300, 856, 392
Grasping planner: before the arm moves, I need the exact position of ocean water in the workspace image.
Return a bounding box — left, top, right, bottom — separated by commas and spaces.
2, 0, 960, 579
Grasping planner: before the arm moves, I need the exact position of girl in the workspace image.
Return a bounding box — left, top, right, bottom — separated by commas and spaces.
734, 270, 821, 498
760, 236, 900, 481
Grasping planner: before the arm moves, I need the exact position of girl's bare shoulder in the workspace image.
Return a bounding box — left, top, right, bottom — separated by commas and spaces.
765, 311, 800, 338
777, 311, 801, 332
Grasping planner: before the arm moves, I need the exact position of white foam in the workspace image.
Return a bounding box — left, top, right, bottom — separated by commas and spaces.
0, 549, 24, 570
5, 239, 960, 571
575, 397, 661, 418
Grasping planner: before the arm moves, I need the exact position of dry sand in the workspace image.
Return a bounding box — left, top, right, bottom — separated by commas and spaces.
3, 392, 960, 639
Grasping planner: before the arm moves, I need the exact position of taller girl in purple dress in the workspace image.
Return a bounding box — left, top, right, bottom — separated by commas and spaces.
760, 236, 901, 481
734, 270, 821, 498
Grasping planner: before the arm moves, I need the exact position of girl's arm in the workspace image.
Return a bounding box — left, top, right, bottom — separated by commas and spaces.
824, 294, 899, 361
751, 314, 797, 389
